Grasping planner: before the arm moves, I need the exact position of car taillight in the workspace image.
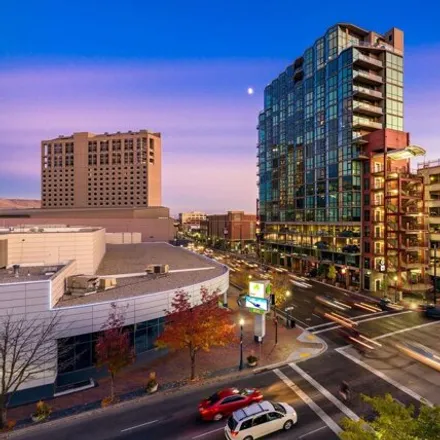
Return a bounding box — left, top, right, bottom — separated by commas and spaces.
231, 431, 239, 437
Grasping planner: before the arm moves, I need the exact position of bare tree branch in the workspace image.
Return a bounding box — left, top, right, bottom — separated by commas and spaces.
0, 310, 69, 429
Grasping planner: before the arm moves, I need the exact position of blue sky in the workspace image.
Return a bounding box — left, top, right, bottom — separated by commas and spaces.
1, 1, 440, 214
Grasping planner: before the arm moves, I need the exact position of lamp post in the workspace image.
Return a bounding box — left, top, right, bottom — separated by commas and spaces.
239, 318, 244, 371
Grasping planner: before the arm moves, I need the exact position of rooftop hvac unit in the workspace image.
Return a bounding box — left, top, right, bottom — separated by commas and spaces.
145, 264, 169, 274
99, 278, 117, 290
68, 275, 100, 297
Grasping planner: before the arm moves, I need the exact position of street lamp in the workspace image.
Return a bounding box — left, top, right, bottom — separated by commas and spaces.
248, 274, 252, 280
239, 318, 245, 371
285, 290, 291, 298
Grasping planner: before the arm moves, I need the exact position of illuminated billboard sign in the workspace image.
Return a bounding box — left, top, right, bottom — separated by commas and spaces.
249, 281, 265, 298
249, 280, 270, 298
245, 296, 269, 314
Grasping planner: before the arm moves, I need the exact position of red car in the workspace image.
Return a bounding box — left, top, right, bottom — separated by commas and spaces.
198, 387, 263, 421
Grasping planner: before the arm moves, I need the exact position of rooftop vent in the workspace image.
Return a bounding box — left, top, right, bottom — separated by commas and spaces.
145, 264, 169, 275
13, 264, 20, 278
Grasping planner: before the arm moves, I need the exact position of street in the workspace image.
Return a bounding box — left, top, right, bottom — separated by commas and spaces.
11, 250, 440, 440
13, 303, 440, 440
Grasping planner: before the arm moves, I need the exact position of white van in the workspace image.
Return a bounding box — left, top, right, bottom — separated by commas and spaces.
224, 401, 297, 439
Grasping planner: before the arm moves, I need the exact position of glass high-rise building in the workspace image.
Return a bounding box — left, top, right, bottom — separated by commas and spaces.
257, 23, 405, 288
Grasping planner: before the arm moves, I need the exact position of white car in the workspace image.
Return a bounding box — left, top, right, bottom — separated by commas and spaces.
224, 401, 297, 440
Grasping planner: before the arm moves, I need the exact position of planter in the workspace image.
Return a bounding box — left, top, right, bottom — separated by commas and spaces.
247, 361, 258, 368
147, 383, 158, 394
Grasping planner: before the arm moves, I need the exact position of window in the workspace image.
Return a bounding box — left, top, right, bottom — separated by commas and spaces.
239, 420, 252, 431
222, 396, 245, 404
252, 415, 268, 426
268, 412, 283, 421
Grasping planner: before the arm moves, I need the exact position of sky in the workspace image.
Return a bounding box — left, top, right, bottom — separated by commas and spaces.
1, 1, 440, 215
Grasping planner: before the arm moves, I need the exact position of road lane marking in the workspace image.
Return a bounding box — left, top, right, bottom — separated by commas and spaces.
307, 311, 388, 331
273, 369, 342, 436
288, 363, 360, 421
298, 425, 328, 439
191, 427, 224, 439
335, 347, 434, 407
120, 419, 160, 432
312, 310, 412, 334
373, 320, 440, 340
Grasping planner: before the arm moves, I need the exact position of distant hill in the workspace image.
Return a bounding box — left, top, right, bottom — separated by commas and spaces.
0, 199, 41, 209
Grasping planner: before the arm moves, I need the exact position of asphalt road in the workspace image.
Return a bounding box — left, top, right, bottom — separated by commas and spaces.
12, 250, 440, 440
13, 369, 339, 440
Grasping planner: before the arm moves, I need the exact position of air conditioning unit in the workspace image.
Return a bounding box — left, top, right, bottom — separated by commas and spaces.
99, 277, 117, 290
145, 264, 169, 274
68, 275, 100, 297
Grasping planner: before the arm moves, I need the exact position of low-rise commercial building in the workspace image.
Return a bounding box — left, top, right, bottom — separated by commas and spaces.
179, 211, 207, 232
0, 226, 229, 404
202, 211, 256, 252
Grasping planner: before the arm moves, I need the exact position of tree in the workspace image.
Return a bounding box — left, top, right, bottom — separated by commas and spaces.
327, 265, 336, 282
95, 303, 134, 403
341, 394, 440, 440
0, 311, 66, 429
270, 273, 292, 307
156, 287, 236, 380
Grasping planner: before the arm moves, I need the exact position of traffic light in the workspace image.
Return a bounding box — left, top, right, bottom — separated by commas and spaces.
270, 293, 275, 306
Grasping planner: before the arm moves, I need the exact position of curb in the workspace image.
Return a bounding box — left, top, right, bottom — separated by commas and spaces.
254, 329, 327, 374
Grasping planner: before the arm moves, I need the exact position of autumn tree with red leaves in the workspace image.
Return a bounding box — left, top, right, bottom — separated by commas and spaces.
156, 287, 235, 380
96, 303, 134, 403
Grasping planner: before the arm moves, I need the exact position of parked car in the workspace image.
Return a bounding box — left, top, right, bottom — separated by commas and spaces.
425, 305, 440, 319
224, 401, 297, 439
198, 388, 263, 421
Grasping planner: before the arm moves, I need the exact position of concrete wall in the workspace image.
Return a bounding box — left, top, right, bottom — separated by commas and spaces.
1, 218, 174, 242
0, 280, 57, 391
4, 229, 105, 274
106, 232, 142, 244
50, 261, 77, 308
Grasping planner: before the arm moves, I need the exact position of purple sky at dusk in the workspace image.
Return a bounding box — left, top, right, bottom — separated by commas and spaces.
1, 48, 440, 215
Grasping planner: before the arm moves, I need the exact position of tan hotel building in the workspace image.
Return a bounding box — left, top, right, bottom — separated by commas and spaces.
41, 130, 161, 209
0, 130, 175, 242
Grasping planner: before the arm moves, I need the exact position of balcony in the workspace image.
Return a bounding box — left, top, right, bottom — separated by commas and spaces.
352, 118, 382, 131
352, 135, 369, 145
401, 259, 425, 270
353, 70, 383, 86
429, 182, 440, 192
353, 85, 383, 101
404, 240, 429, 250
401, 190, 423, 199
353, 101, 383, 117
427, 199, 440, 208
404, 224, 427, 233
353, 53, 383, 70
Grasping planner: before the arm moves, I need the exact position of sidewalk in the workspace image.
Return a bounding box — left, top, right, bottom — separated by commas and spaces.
7, 288, 325, 429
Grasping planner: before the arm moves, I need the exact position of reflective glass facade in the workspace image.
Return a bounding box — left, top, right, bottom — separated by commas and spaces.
257, 24, 404, 282
58, 317, 165, 376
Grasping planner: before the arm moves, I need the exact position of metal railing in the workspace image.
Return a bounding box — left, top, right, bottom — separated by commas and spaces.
348, 40, 403, 56
354, 70, 383, 83
354, 53, 383, 67
353, 86, 383, 99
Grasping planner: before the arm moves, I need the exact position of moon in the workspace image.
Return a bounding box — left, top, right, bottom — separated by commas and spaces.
247, 87, 254, 95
